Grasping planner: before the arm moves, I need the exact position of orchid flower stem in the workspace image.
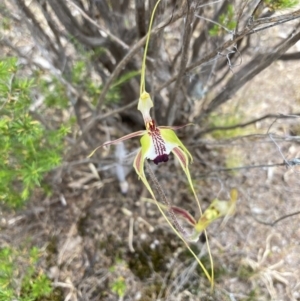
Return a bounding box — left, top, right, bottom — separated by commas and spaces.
188, 181, 214, 285
140, 0, 162, 95
145, 161, 187, 237
145, 161, 213, 286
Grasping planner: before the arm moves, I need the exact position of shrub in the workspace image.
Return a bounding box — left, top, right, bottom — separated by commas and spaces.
0, 57, 69, 207
0, 246, 52, 301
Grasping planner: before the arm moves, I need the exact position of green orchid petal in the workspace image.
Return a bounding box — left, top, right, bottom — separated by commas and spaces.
138, 91, 153, 125
194, 189, 238, 232
194, 202, 220, 232
160, 129, 193, 162
133, 147, 155, 197
140, 132, 152, 154
161, 129, 203, 215
172, 146, 202, 214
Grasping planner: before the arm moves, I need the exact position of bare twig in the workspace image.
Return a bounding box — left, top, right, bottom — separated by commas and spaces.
269, 133, 289, 165
191, 0, 229, 62
195, 113, 300, 138
279, 52, 300, 60
65, 0, 129, 50
128, 217, 135, 252
167, 1, 196, 125
14, 0, 59, 56
135, 0, 146, 38
253, 211, 300, 227
200, 154, 300, 175
203, 162, 286, 175
47, 0, 106, 47
64, 99, 139, 159
95, 6, 186, 114
203, 28, 300, 117
251, 8, 300, 27
157, 10, 300, 97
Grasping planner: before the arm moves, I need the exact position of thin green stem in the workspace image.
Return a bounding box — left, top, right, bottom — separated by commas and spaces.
140, 0, 161, 95
146, 161, 188, 237
145, 161, 213, 286
189, 181, 214, 287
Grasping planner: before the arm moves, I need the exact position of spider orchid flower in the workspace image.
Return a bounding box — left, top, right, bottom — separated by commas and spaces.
134, 92, 195, 195
89, 91, 193, 197
89, 0, 214, 288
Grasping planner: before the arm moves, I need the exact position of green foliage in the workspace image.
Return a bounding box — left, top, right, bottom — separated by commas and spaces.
41, 78, 69, 109
68, 54, 139, 106
240, 290, 259, 301
37, 50, 139, 110
111, 70, 140, 89
206, 113, 248, 175
0, 16, 11, 31
110, 277, 126, 298
265, 0, 299, 10
0, 246, 52, 301
207, 113, 249, 139
209, 4, 236, 37
0, 5, 11, 31
225, 148, 244, 176
0, 57, 69, 207
238, 264, 256, 280
109, 259, 127, 297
